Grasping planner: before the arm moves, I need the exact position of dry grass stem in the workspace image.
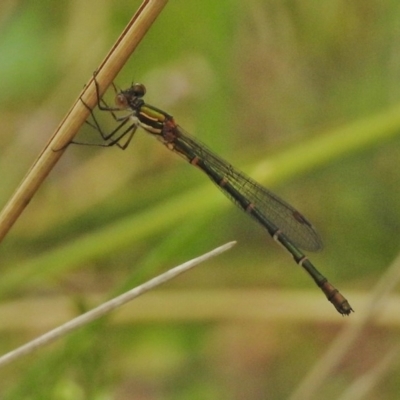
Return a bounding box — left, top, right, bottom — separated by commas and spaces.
0, 0, 169, 243
0, 241, 235, 368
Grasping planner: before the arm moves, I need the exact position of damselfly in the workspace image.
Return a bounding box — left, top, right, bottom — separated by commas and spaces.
79, 79, 353, 316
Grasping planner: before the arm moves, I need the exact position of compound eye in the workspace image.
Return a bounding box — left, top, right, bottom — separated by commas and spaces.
115, 93, 128, 108
131, 83, 146, 97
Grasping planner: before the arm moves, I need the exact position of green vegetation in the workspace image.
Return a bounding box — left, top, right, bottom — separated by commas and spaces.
1, 0, 400, 398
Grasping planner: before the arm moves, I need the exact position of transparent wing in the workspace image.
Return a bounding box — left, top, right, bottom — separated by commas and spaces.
172, 125, 323, 252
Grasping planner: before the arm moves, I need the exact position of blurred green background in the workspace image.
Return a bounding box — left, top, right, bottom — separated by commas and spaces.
1, 0, 400, 399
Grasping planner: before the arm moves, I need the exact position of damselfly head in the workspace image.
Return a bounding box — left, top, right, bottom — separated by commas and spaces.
130, 83, 146, 98
115, 83, 146, 110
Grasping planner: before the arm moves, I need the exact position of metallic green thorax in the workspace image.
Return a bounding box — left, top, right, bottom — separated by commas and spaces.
137, 104, 171, 134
